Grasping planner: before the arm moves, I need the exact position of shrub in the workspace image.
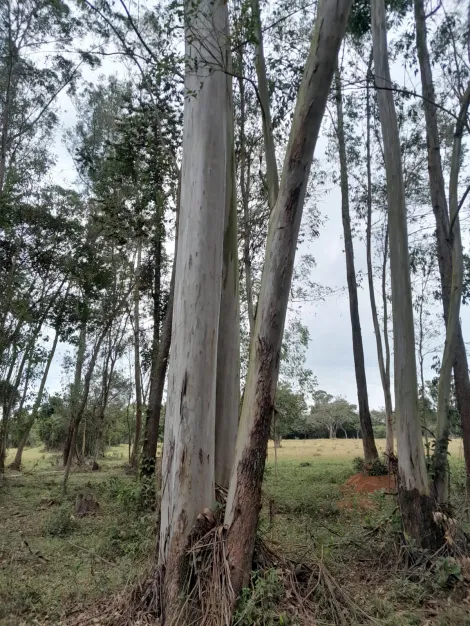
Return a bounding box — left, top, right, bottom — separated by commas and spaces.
352, 457, 388, 476
101, 476, 143, 511
234, 569, 292, 626
44, 504, 77, 537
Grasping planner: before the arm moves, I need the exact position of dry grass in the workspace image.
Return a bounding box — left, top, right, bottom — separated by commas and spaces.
266, 437, 465, 462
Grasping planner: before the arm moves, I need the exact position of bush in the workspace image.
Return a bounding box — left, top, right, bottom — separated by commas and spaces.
44, 504, 77, 537
352, 457, 365, 473
101, 476, 143, 511
352, 457, 388, 476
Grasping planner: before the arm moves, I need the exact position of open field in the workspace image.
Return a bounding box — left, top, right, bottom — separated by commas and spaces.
1, 440, 469, 625
266, 437, 466, 461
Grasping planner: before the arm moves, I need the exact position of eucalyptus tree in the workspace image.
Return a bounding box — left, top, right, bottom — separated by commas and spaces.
333, 66, 378, 461
157, 0, 233, 613
224, 0, 353, 600
413, 0, 470, 498
371, 0, 442, 547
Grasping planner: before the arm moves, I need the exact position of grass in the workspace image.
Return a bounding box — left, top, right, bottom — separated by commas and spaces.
1, 439, 469, 625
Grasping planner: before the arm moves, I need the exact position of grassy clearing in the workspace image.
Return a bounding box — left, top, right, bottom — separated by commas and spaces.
1, 439, 469, 625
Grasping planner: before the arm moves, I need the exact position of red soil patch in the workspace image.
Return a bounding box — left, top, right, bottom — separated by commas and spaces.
337, 472, 396, 510
345, 472, 396, 494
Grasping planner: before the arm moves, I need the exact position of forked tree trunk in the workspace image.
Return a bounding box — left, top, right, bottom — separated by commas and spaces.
131, 240, 143, 468
215, 58, 240, 488
433, 85, 469, 503
365, 67, 394, 458
224, 0, 353, 596
371, 0, 441, 549
157, 0, 230, 614
335, 68, 378, 462
10, 325, 60, 470
414, 0, 470, 490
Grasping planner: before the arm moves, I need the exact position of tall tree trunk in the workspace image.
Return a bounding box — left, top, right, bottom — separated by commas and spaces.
365, 65, 394, 458
140, 265, 175, 480
381, 227, 394, 456
414, 0, 470, 490
63, 319, 87, 465
10, 325, 60, 470
224, 0, 353, 596
157, 0, 230, 614
371, 0, 441, 549
141, 187, 180, 481
142, 188, 165, 477
215, 56, 240, 488
238, 72, 255, 340
335, 68, 378, 461
251, 0, 278, 211
418, 293, 429, 450
433, 85, 469, 503
131, 241, 143, 468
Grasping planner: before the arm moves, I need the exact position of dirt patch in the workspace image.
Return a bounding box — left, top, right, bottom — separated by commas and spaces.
337, 473, 396, 511
345, 472, 396, 494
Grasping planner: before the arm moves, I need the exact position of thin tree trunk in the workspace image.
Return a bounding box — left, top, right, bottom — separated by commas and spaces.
238, 73, 255, 340
143, 189, 164, 476
433, 85, 469, 503
215, 54, 240, 488
365, 63, 394, 458
0, 315, 46, 471
10, 325, 60, 470
224, 0, 353, 596
414, 0, 470, 490
140, 265, 175, 480
141, 184, 180, 481
63, 319, 87, 465
381, 227, 394, 456
251, 0, 278, 211
157, 0, 230, 613
62, 314, 123, 493
418, 309, 428, 450
372, 0, 441, 549
131, 240, 143, 468
335, 68, 378, 461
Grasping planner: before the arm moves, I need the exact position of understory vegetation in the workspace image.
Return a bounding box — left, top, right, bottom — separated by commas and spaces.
1, 440, 469, 626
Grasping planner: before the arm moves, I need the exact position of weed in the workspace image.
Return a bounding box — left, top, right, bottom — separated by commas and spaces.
434, 556, 463, 588
44, 503, 78, 537
234, 569, 295, 626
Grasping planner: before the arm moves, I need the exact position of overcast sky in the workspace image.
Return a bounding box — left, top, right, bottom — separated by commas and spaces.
41, 5, 470, 411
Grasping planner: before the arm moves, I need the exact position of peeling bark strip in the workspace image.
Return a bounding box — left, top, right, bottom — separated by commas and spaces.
158, 0, 231, 615
335, 68, 378, 462
224, 0, 353, 596
371, 0, 439, 547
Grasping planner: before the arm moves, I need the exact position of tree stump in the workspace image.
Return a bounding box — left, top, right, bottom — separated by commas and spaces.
74, 493, 99, 518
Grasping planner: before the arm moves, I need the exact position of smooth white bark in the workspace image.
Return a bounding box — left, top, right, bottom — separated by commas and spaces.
159, 0, 230, 563
371, 0, 428, 493
215, 56, 240, 488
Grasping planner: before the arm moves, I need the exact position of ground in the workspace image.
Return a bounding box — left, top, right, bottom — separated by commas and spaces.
0, 439, 469, 625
